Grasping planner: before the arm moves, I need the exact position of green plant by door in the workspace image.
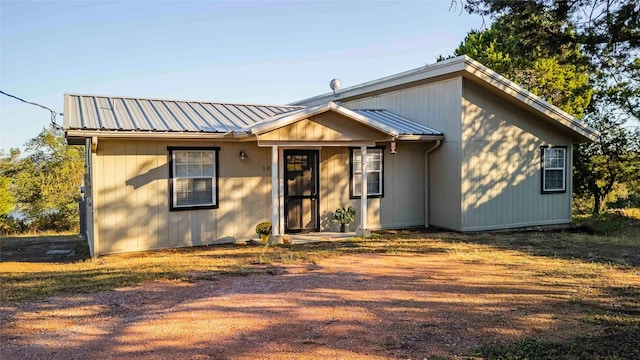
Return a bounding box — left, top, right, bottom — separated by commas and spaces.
334, 205, 355, 232
255, 221, 272, 243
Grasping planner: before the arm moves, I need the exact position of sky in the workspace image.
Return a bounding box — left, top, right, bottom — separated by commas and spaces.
0, 0, 486, 151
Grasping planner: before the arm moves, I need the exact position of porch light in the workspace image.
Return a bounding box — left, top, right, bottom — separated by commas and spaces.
390, 140, 397, 154
239, 150, 248, 161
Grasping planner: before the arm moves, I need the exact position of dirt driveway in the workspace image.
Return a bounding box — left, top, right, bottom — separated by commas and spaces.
1, 251, 600, 359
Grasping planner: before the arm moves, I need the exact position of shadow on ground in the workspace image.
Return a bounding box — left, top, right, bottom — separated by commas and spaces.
0, 235, 90, 263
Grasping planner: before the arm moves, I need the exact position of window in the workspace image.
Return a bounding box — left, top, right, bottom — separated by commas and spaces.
350, 147, 384, 198
169, 147, 219, 210
541, 146, 566, 193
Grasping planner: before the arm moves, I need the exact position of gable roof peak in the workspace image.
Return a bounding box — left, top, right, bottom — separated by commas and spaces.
291, 56, 597, 142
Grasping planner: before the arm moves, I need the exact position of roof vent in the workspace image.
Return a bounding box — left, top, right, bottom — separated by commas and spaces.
329, 78, 341, 97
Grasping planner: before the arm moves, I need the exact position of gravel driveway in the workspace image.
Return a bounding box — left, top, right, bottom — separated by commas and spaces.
1, 253, 594, 359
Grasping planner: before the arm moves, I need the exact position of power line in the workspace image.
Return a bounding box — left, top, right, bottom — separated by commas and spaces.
0, 90, 62, 129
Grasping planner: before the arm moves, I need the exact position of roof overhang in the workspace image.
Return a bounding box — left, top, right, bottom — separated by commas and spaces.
292, 55, 598, 143
64, 104, 445, 144
65, 129, 251, 143
461, 58, 597, 143
247, 102, 400, 137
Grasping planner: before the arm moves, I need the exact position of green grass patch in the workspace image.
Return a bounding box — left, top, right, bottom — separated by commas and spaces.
477, 321, 640, 359
575, 210, 640, 239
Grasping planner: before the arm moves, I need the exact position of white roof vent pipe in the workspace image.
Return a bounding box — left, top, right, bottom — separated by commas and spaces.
330, 78, 341, 97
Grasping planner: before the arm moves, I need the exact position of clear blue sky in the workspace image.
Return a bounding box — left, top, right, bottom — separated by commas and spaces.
0, 0, 485, 151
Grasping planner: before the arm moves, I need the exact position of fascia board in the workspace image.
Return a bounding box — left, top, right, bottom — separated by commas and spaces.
462, 58, 598, 142
397, 135, 445, 141
290, 57, 467, 106
247, 104, 331, 134
249, 102, 399, 137
64, 130, 249, 140
291, 55, 598, 143
257, 140, 380, 147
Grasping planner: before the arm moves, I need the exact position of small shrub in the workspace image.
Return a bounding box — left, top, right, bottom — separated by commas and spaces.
255, 221, 272, 236
334, 205, 355, 225
607, 193, 640, 209
0, 215, 27, 235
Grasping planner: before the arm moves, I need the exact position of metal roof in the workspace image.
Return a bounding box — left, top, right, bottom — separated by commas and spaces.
351, 109, 442, 136
64, 94, 304, 132
292, 55, 597, 143
64, 94, 443, 139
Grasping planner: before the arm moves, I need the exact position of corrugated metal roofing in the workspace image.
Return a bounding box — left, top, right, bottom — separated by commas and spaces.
64, 94, 443, 137
64, 94, 304, 132
351, 109, 442, 135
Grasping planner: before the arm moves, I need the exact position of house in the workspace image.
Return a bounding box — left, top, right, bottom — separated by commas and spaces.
64, 55, 597, 257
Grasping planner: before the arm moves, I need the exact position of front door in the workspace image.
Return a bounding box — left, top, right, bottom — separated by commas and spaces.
284, 150, 319, 233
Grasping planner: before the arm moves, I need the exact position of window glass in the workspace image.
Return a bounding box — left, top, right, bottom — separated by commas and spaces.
170, 148, 218, 209
351, 148, 383, 197
542, 147, 566, 193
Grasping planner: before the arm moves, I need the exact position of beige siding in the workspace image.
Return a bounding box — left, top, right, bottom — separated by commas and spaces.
345, 78, 462, 139
378, 142, 427, 228
94, 140, 272, 254
94, 138, 426, 254
461, 79, 572, 230
258, 113, 388, 142
319, 143, 427, 231
428, 141, 462, 230
344, 78, 463, 230
319, 147, 353, 231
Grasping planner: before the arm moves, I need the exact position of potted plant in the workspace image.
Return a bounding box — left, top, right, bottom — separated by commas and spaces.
334, 205, 355, 232
255, 221, 272, 243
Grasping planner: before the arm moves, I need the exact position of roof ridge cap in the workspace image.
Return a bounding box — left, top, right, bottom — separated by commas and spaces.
64, 93, 304, 109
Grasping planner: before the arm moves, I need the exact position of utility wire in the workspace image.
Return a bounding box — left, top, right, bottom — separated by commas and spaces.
0, 90, 62, 129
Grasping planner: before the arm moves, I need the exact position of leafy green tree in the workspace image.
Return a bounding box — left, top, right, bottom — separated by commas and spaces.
0, 125, 85, 231
574, 106, 639, 214
0, 148, 22, 220
0, 176, 13, 216
447, 0, 639, 214
448, 15, 593, 118
454, 0, 639, 117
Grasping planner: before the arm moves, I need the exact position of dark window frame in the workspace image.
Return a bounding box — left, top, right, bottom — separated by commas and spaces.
349, 146, 385, 199
168, 146, 220, 211
540, 145, 567, 194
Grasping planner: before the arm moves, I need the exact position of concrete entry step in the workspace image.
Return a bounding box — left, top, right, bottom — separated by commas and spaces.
285, 231, 357, 244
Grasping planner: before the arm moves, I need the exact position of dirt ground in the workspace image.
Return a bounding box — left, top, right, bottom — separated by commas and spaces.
1, 251, 599, 359
0, 235, 86, 263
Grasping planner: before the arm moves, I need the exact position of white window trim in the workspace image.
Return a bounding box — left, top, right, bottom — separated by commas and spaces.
541, 146, 567, 193
351, 147, 384, 198
169, 147, 219, 210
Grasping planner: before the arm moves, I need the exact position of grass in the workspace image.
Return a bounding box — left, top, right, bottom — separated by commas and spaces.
574, 208, 640, 238
2, 228, 638, 302
2, 221, 640, 359
477, 311, 640, 359
0, 239, 379, 302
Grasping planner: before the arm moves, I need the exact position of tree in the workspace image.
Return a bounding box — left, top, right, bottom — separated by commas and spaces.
0, 125, 85, 231
0, 176, 13, 216
452, 0, 639, 117
573, 106, 639, 214
447, 0, 639, 214
448, 15, 593, 118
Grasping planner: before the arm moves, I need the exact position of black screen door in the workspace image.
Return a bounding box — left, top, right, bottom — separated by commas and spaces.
284, 150, 319, 233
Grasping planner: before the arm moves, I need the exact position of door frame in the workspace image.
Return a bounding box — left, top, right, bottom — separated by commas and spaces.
283, 149, 320, 233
